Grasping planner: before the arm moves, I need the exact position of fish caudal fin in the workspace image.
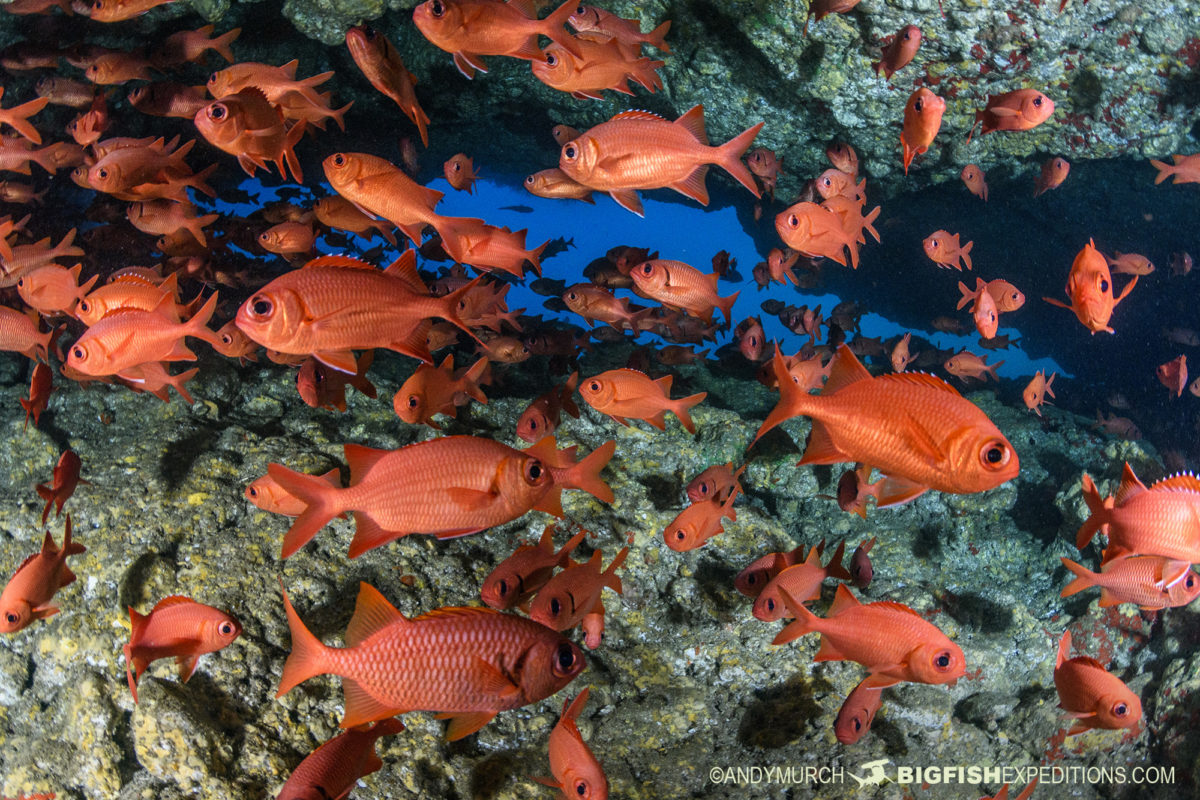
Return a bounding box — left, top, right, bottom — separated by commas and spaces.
716, 121, 766, 197
540, 1, 586, 60
276, 582, 334, 697
752, 345, 815, 445
672, 392, 707, 435
1149, 159, 1172, 185
268, 463, 345, 558
1059, 557, 1096, 599
771, 588, 821, 645
647, 19, 671, 52
1074, 473, 1112, 550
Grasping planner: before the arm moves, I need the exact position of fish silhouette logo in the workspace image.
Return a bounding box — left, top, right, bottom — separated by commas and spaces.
849, 758, 891, 787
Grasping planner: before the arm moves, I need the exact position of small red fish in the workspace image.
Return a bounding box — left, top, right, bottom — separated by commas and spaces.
245, 468, 341, 517
664, 476, 741, 551
0, 516, 84, 634
1060, 555, 1200, 610
849, 536, 876, 589
444, 153, 478, 192
961, 164, 988, 201
1150, 153, 1200, 185
1106, 251, 1154, 276
124, 596, 241, 702
20, 361, 52, 428
1053, 631, 1140, 736
873, 25, 921, 80
734, 545, 805, 598
1022, 371, 1055, 416
345, 25, 430, 146
944, 351, 1002, 382
580, 368, 706, 434
958, 278, 1025, 313
481, 525, 587, 610
1156, 354, 1187, 397
890, 332, 915, 372
826, 141, 858, 177
960, 276, 999, 338
516, 371, 580, 443
276, 719, 405, 800
968, 90, 1055, 142
1043, 239, 1137, 334
393, 354, 490, 428
532, 688, 609, 800
753, 540, 850, 620
35, 450, 84, 524
1034, 156, 1070, 196
834, 678, 883, 744
528, 547, 628, 636
923, 229, 973, 271
686, 462, 742, 504
900, 88, 944, 174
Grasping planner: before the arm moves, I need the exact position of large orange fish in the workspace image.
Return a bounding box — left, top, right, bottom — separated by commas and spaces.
899, 87, 944, 174
753, 344, 1018, 506
968, 89, 1055, 142
194, 88, 306, 182
16, 262, 97, 316
412, 0, 583, 79
66, 292, 220, 377
124, 596, 241, 702
1053, 631, 1140, 736
1060, 555, 1200, 610
346, 25, 430, 146
0, 516, 85, 634
532, 37, 664, 100
1076, 464, 1200, 564
278, 582, 586, 737
775, 201, 862, 268
481, 525, 587, 610
532, 688, 609, 800
234, 252, 478, 372
276, 719, 405, 800
268, 434, 609, 558
774, 583, 965, 689
558, 105, 763, 216
629, 258, 739, 325
1043, 239, 1137, 334
580, 368, 706, 434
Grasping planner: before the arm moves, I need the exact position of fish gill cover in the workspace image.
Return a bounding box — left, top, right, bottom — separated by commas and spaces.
0, 0, 1197, 799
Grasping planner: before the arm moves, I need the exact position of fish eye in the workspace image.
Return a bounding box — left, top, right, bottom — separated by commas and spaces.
564, 144, 576, 160
1033, 95, 1043, 107
930, 238, 939, 247
673, 529, 685, 540
1100, 279, 1109, 293
902, 31, 911, 40
430, 0, 445, 16
219, 621, 235, 636
588, 381, 600, 391
5, 611, 17, 623
566, 291, 577, 301
766, 598, 776, 611
553, 642, 577, 675
496, 579, 508, 597
853, 717, 862, 731
550, 597, 561, 615
79, 300, 90, 312
746, 572, 757, 585
641, 263, 652, 274
221, 333, 233, 345
406, 395, 419, 409
247, 486, 258, 498
914, 99, 923, 112
934, 650, 952, 669
208, 72, 218, 84
1187, 574, 1196, 589
333, 153, 346, 167
16, 278, 22, 287
363, 25, 376, 39
1113, 702, 1128, 717
981, 441, 1010, 468
71, 345, 85, 361
525, 175, 535, 185
576, 5, 584, 12
788, 214, 798, 227
546, 53, 557, 66
250, 295, 273, 317
97, 168, 108, 180
525, 460, 545, 483
574, 780, 587, 796
209, 104, 226, 121
527, 419, 539, 431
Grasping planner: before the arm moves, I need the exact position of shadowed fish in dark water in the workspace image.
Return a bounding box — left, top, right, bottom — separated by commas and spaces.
499, 204, 534, 213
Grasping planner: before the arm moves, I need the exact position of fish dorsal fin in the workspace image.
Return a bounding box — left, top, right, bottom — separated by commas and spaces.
822, 345, 872, 395
151, 595, 194, 613
1115, 463, 1146, 505
674, 104, 708, 144
346, 583, 406, 647
304, 255, 376, 271
610, 109, 666, 123
870, 600, 922, 617
343, 443, 392, 485
802, 545, 822, 567
880, 371, 962, 396
1150, 473, 1200, 493
654, 373, 673, 394
1071, 655, 1107, 671
411, 605, 502, 623
382, 249, 427, 294
828, 583, 861, 616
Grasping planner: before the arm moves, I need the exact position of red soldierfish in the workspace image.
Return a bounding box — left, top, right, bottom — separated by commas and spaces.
900, 88, 944, 174
36, 450, 84, 524
774, 583, 966, 689
968, 90, 1055, 142
532, 688, 609, 800
480, 525, 587, 610
834, 678, 883, 744
1053, 631, 1140, 736
1043, 239, 1137, 334
278, 582, 586, 738
276, 719, 406, 800
0, 516, 85, 634
528, 547, 628, 634
345, 25, 430, 147
873, 25, 921, 79
1076, 464, 1200, 565
124, 596, 242, 702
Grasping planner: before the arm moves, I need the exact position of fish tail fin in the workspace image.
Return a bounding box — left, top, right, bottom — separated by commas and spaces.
541, 1, 586, 59
824, 539, 852, 581
185, 291, 221, 347
1074, 473, 1111, 550
716, 290, 739, 327
569, 439, 616, 504
168, 367, 200, 405
647, 19, 671, 52
772, 588, 821, 645
603, 546, 629, 594
276, 582, 333, 697
1, 96, 50, 144
956, 280, 976, 310
330, 100, 353, 132
1059, 557, 1096, 598
282, 119, 307, 183
556, 528, 588, 567
1149, 159, 1172, 185
459, 356, 490, 404
526, 238, 548, 277
752, 345, 813, 445
212, 27, 241, 63
672, 392, 707, 435
716, 121, 765, 197
961, 240, 974, 271
268, 463, 345, 558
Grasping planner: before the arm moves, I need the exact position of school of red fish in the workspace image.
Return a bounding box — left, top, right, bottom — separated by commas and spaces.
0, 0, 1197, 796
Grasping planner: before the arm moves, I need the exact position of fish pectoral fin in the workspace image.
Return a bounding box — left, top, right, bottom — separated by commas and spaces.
873, 475, 929, 508
342, 677, 406, 728
530, 776, 561, 789
436, 710, 497, 741
31, 604, 60, 619
1060, 709, 1097, 719
858, 671, 903, 690
607, 189, 644, 217
176, 653, 200, 682
452, 52, 488, 79
473, 657, 521, 698
446, 487, 499, 512
901, 413, 948, 467
313, 350, 358, 374
989, 107, 1020, 117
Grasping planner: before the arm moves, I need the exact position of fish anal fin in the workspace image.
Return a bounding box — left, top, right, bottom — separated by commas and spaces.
607, 189, 644, 217
797, 420, 850, 466
668, 165, 710, 206
812, 635, 847, 662
436, 710, 497, 741
341, 677, 404, 728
